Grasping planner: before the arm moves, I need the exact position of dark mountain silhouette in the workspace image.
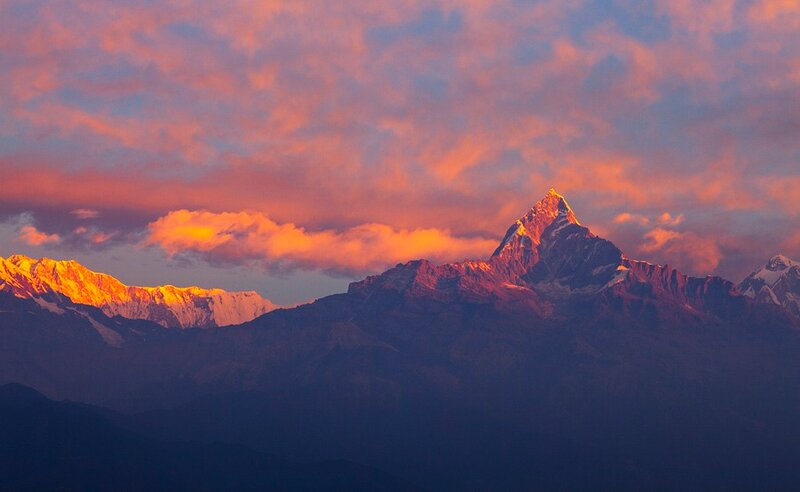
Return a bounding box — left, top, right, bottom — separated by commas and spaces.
1, 190, 800, 489
0, 383, 417, 491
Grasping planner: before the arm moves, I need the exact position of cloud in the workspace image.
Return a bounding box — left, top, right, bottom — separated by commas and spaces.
613, 212, 650, 226
656, 213, 684, 226
89, 231, 115, 245
612, 212, 683, 227
609, 210, 721, 276
70, 208, 101, 220
640, 227, 722, 274
657, 0, 736, 35
0, 0, 798, 289
145, 209, 498, 275
759, 176, 800, 216
748, 0, 800, 25
641, 227, 682, 251
16, 225, 60, 246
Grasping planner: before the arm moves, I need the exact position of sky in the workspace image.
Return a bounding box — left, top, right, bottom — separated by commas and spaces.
1, 0, 799, 305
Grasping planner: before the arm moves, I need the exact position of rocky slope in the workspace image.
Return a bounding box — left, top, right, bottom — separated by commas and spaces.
0, 255, 277, 328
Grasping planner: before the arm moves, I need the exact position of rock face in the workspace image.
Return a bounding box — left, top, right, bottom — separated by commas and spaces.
0, 255, 277, 328
739, 255, 800, 317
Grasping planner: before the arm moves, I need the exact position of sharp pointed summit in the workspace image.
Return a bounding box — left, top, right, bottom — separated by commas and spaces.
350, 189, 627, 306
487, 189, 625, 291
492, 189, 580, 261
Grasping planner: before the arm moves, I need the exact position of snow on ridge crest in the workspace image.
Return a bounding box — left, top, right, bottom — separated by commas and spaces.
0, 255, 277, 328
738, 254, 800, 317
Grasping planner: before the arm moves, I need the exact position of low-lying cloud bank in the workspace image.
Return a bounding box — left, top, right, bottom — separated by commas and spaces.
146, 209, 497, 275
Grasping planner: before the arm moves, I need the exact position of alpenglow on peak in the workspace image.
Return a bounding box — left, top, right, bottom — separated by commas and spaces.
492, 188, 580, 259
0, 255, 277, 328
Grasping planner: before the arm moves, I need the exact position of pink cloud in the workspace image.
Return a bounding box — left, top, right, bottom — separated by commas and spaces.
656, 0, 736, 35
759, 176, 800, 216
640, 227, 723, 274
0, 0, 797, 287
16, 225, 60, 246
89, 231, 115, 245
782, 231, 800, 256
748, 0, 800, 26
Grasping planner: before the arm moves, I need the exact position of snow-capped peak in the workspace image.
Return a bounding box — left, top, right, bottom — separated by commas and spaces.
765, 254, 796, 271
0, 255, 278, 328
738, 255, 800, 317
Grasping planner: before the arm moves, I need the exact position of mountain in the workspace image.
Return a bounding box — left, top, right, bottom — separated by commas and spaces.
0, 383, 417, 491
348, 189, 755, 324
0, 255, 277, 328
739, 254, 800, 317
2, 189, 800, 489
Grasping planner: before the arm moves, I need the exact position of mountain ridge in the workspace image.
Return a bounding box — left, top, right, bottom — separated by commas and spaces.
1, 190, 799, 489
0, 254, 277, 329
3, 191, 794, 329
347, 189, 761, 326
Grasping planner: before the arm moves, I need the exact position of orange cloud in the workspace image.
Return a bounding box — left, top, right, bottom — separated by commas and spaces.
146, 209, 498, 274
641, 227, 682, 251
17, 225, 61, 246
613, 212, 682, 227
426, 137, 490, 181
0, 0, 797, 290
614, 212, 650, 225
657, 213, 684, 226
